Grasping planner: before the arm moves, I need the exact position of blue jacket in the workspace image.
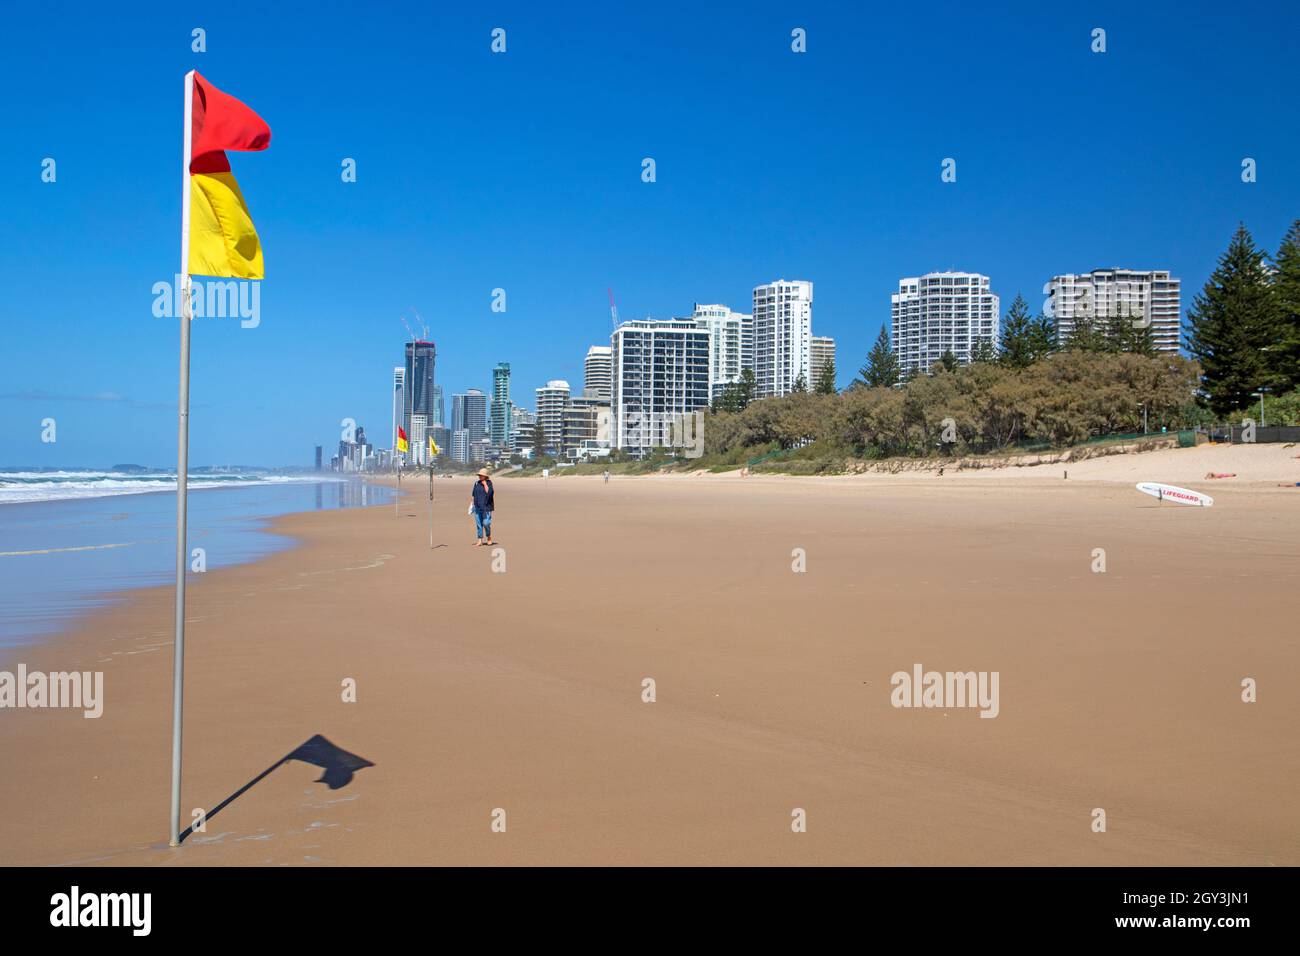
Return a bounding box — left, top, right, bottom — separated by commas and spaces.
471, 478, 494, 512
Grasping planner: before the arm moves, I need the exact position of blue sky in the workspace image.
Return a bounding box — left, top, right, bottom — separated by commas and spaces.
2, 0, 1297, 467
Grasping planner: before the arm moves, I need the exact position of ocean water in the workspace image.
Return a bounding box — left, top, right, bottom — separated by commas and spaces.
0, 469, 329, 504
0, 471, 395, 650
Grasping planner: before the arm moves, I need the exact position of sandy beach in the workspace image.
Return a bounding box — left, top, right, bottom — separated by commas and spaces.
1, 443, 1297, 866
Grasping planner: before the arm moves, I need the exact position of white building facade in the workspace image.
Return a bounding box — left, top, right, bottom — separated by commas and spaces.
752, 280, 813, 397
689, 303, 746, 399
891, 272, 999, 378
391, 366, 405, 452
535, 380, 571, 455
810, 336, 836, 385
1045, 269, 1181, 353
409, 414, 428, 466
584, 346, 613, 400
610, 318, 710, 456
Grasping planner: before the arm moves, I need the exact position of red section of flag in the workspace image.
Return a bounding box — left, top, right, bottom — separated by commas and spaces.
398, 427, 408, 442
190, 71, 271, 173
190, 151, 231, 175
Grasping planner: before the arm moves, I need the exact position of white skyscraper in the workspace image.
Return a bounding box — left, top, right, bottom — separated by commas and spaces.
1046, 269, 1181, 353
535, 380, 570, 455
391, 366, 405, 450
741, 311, 755, 375
409, 414, 427, 466
689, 303, 745, 398
751, 280, 813, 397
610, 318, 710, 456
891, 272, 1000, 378
584, 345, 612, 400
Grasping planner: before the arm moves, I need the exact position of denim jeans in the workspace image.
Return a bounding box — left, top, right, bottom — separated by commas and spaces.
474, 508, 493, 539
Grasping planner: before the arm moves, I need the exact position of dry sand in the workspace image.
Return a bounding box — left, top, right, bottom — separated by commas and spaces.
1, 443, 1297, 866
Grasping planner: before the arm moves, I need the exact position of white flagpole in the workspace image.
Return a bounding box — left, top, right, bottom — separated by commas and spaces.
169, 69, 196, 848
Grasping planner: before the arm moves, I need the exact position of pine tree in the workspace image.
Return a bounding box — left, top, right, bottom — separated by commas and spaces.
860, 324, 901, 387
1028, 314, 1058, 362
531, 421, 547, 457
1185, 224, 1283, 416
1102, 312, 1129, 353
1114, 308, 1158, 357
814, 359, 837, 394
998, 293, 1035, 367
736, 367, 756, 410
938, 350, 958, 373
1064, 314, 1109, 352
792, 371, 809, 393
1272, 219, 1300, 393
971, 337, 998, 364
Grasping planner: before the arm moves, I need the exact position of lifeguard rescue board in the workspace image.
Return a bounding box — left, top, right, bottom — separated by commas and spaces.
1135, 482, 1214, 507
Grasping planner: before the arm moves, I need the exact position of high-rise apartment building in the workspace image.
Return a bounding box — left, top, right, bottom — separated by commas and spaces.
409, 414, 428, 466
752, 280, 813, 397
584, 345, 613, 400
511, 414, 536, 455
430, 424, 450, 459
391, 366, 405, 450
403, 340, 437, 440
509, 406, 536, 454
490, 363, 512, 446
450, 389, 488, 462
451, 429, 468, 463
689, 303, 745, 398
561, 394, 612, 461
891, 273, 1000, 378
451, 389, 488, 436
535, 380, 570, 455
810, 335, 836, 385
741, 310, 755, 375
610, 318, 710, 456
1045, 269, 1181, 353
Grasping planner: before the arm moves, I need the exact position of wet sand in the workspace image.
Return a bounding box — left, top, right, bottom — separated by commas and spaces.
1, 447, 1297, 865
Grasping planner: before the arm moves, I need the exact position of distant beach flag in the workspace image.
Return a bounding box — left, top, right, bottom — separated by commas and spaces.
187, 71, 271, 278
429, 437, 440, 456
397, 427, 409, 453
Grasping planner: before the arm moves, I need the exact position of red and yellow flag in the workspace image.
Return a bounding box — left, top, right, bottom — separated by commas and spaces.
187, 72, 271, 278
397, 427, 410, 454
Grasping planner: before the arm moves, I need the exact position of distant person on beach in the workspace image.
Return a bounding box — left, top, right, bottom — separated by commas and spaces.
603, 469, 610, 484
469, 467, 495, 546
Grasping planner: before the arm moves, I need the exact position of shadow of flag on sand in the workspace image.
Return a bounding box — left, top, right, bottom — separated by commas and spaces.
289, 734, 375, 789
180, 734, 373, 843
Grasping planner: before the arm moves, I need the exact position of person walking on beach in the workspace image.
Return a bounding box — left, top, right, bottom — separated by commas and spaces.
469, 467, 495, 546
603, 469, 610, 484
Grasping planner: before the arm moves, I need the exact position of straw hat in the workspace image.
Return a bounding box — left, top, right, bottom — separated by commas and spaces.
476, 468, 490, 477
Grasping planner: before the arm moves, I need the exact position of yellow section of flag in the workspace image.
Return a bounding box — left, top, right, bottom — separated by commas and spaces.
429, 438, 440, 456
188, 171, 264, 279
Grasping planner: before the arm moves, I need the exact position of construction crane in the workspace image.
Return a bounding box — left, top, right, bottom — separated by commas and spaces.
400, 309, 429, 343
607, 288, 620, 329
